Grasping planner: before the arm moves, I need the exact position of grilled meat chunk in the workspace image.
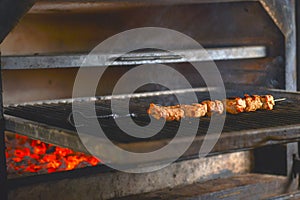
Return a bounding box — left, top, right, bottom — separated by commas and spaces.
201, 100, 224, 116
223, 97, 246, 114
244, 94, 263, 112
181, 103, 207, 118
148, 94, 276, 120
147, 104, 184, 121
147, 103, 207, 120
260, 95, 275, 110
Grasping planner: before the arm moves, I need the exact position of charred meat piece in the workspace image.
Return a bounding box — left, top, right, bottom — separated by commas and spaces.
201, 100, 224, 116
147, 103, 167, 120
223, 97, 246, 114
260, 95, 275, 110
166, 106, 184, 121
215, 100, 224, 114
147, 103, 184, 121
181, 103, 207, 118
147, 103, 207, 120
244, 94, 263, 112
148, 94, 276, 120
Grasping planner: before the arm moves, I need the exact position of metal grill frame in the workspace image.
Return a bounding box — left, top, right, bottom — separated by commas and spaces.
4, 88, 300, 166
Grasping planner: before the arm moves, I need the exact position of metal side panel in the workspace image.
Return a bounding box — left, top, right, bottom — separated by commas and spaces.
259, 0, 297, 91
0, 0, 36, 43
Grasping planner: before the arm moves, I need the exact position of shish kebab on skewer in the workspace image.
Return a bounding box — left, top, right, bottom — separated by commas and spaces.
147, 94, 284, 121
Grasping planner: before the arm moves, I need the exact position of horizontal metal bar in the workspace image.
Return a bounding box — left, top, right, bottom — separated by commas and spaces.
4, 86, 297, 107
29, 0, 257, 14
268, 191, 300, 200
5, 87, 214, 107
1, 46, 266, 69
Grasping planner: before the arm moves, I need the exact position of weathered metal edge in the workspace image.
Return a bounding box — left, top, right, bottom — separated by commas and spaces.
1, 46, 266, 69
5, 114, 300, 166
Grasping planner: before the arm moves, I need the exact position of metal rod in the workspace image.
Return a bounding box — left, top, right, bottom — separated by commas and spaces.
28, 0, 257, 14
296, 0, 300, 91
0, 51, 8, 199
274, 98, 287, 102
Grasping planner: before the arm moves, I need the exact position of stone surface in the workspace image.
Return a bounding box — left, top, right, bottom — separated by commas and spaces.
8, 151, 251, 200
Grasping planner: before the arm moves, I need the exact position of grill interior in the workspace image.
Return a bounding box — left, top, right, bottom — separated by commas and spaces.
0, 0, 299, 199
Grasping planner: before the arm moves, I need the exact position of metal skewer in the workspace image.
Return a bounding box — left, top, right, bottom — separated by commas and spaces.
67, 112, 137, 127
274, 98, 286, 102
68, 97, 286, 127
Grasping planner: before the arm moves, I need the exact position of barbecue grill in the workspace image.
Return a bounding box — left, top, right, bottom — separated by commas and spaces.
1, 0, 300, 199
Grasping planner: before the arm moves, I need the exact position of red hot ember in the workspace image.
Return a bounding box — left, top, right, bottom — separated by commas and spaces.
5, 133, 100, 175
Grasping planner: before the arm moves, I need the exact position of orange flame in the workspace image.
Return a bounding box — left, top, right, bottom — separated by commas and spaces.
6, 133, 101, 174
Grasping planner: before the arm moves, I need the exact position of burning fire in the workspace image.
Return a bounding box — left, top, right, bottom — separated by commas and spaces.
5, 133, 100, 174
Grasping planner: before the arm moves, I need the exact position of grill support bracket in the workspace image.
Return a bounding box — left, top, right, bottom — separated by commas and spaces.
0, 52, 8, 199
254, 142, 299, 193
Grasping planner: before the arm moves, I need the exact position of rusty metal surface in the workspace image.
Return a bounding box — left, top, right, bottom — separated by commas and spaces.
259, 0, 297, 91
114, 173, 288, 200
0, 1, 285, 105
0, 1, 286, 106
2, 2, 282, 56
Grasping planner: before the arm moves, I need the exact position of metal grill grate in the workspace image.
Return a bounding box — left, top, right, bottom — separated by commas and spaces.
4, 89, 300, 159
